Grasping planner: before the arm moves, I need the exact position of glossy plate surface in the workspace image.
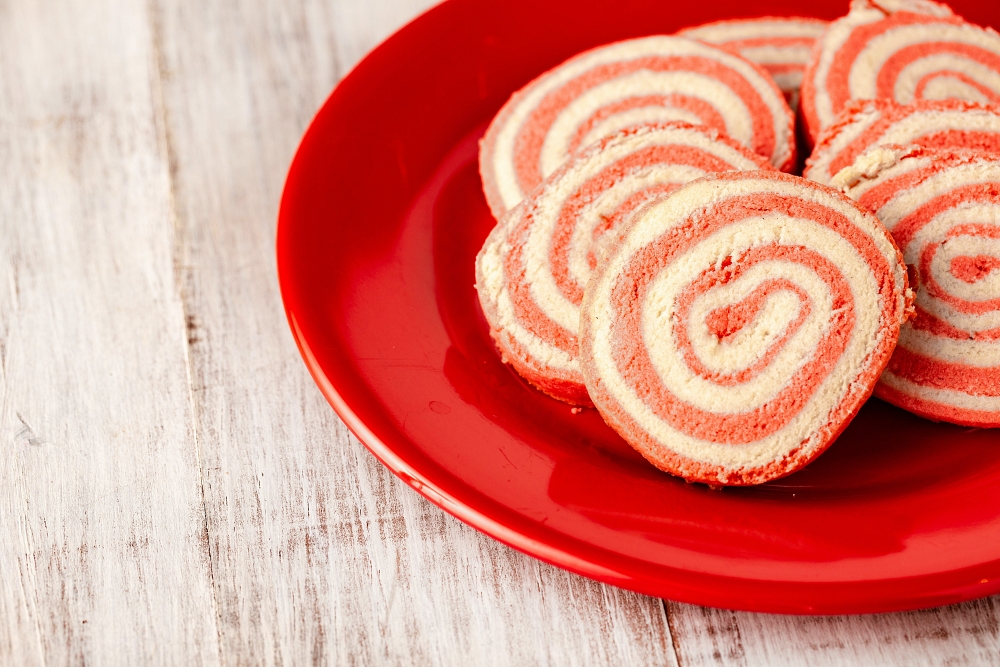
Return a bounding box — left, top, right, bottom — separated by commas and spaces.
277, 0, 1000, 614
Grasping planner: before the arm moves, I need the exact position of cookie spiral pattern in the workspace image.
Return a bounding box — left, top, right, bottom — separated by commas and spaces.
678, 16, 829, 111
475, 122, 773, 406
806, 98, 1000, 185
800, 0, 1000, 146
579, 171, 910, 485
834, 145, 1000, 427
478, 35, 795, 219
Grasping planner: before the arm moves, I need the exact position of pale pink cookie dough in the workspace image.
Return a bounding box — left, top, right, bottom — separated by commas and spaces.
479, 35, 795, 219
800, 0, 1000, 148
475, 122, 773, 405
679, 16, 829, 111
579, 170, 911, 485
833, 145, 1000, 427
806, 98, 1000, 185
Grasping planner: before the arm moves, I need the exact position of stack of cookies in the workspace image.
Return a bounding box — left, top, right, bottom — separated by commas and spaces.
475, 0, 1000, 487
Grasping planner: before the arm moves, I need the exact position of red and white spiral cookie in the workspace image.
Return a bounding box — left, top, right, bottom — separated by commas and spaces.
806, 98, 1000, 185
833, 145, 1000, 427
579, 171, 910, 485
678, 16, 829, 111
475, 122, 774, 406
479, 35, 795, 219
800, 0, 1000, 147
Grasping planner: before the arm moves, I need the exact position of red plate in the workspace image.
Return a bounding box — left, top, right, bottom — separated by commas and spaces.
277, 0, 1000, 614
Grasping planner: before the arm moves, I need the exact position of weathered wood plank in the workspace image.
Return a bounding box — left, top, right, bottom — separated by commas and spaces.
0, 0, 221, 665
152, 0, 676, 664
667, 600, 1000, 666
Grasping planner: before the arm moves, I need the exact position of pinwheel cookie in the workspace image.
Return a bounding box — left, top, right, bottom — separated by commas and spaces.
806, 99, 1000, 185
834, 145, 1000, 427
579, 171, 911, 485
678, 16, 829, 110
479, 35, 795, 219
475, 122, 773, 405
800, 0, 1000, 147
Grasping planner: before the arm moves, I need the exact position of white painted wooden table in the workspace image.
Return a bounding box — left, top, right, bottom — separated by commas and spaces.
1, 0, 998, 664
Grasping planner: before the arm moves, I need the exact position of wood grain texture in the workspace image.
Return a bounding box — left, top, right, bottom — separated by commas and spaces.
0, 0, 220, 665
668, 600, 1000, 666
151, 0, 676, 664
1, 0, 999, 664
